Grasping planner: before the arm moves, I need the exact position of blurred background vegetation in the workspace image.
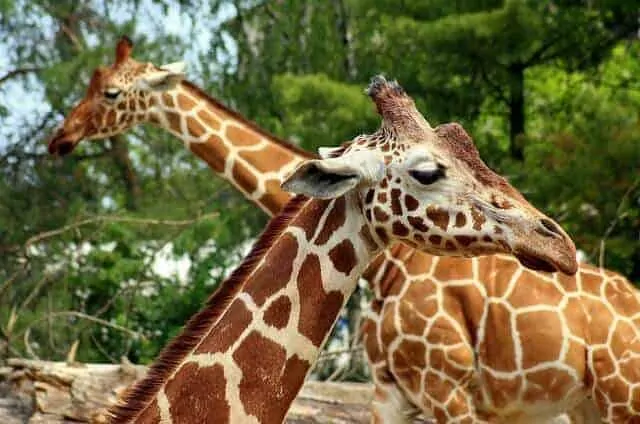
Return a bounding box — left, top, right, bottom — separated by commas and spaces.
0, 0, 638, 381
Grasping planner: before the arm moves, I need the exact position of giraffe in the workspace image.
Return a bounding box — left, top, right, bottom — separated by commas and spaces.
48, 36, 312, 215
93, 74, 579, 424
46, 37, 637, 423
360, 247, 640, 423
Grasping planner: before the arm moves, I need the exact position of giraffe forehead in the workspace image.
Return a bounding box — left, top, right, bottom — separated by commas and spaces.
105, 61, 149, 88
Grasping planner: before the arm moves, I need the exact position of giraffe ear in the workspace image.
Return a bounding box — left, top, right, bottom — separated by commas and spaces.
318, 146, 343, 159
137, 62, 186, 91
159, 61, 186, 74
282, 150, 384, 199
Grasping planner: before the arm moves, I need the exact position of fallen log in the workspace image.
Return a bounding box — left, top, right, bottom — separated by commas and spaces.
0, 358, 375, 423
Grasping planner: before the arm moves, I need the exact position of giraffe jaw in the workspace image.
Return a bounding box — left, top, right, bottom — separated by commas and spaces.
514, 251, 557, 273
513, 245, 577, 275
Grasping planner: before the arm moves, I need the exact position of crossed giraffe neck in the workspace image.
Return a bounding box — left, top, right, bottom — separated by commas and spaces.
119, 79, 639, 422
50, 38, 616, 423
100, 76, 576, 423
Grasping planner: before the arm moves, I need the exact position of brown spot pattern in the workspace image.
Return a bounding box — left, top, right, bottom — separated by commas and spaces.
232, 160, 259, 193
408, 216, 429, 232
523, 368, 574, 403
238, 148, 293, 174
166, 363, 230, 423
404, 195, 419, 211
162, 93, 174, 108
194, 300, 252, 354
260, 180, 291, 215
508, 277, 563, 308
470, 206, 486, 231
365, 189, 375, 204
483, 373, 521, 409
392, 221, 410, 237
375, 227, 389, 245
293, 199, 331, 241
427, 206, 449, 231
479, 303, 516, 371
516, 311, 563, 369
244, 233, 297, 306
429, 234, 442, 245
106, 110, 116, 126
233, 331, 310, 423
373, 206, 389, 222
186, 116, 206, 138
392, 340, 426, 393
165, 111, 182, 133
365, 208, 372, 222
297, 254, 345, 346
177, 94, 196, 110
263, 296, 292, 329
390, 189, 403, 215
329, 239, 357, 275
226, 125, 260, 146
197, 109, 221, 130
315, 197, 346, 246
455, 212, 466, 228
190, 135, 229, 173
454, 235, 476, 247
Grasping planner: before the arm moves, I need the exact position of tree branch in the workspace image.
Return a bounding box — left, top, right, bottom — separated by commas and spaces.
0, 68, 42, 86
591, 175, 640, 267
23, 213, 219, 251
17, 311, 143, 341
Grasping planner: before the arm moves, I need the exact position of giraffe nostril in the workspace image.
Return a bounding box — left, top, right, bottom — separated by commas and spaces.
537, 218, 563, 238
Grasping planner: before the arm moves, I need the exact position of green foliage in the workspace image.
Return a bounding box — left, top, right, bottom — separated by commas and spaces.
272, 73, 378, 151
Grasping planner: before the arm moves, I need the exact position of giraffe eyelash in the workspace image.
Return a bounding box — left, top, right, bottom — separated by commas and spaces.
409, 164, 446, 185
104, 88, 121, 100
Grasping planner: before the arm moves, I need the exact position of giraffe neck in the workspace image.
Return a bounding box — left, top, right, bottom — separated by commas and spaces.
110, 195, 381, 424
147, 81, 312, 215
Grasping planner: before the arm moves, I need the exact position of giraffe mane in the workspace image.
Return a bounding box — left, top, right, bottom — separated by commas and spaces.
107, 194, 310, 423
180, 81, 316, 160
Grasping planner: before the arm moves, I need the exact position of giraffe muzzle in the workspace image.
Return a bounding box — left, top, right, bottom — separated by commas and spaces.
513, 218, 578, 275
48, 131, 78, 156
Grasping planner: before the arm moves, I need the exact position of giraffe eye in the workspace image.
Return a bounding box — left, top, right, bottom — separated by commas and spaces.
104, 88, 121, 100
409, 164, 446, 185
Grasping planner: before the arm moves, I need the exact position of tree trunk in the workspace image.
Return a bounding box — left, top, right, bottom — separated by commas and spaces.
333, 0, 356, 81
508, 64, 525, 161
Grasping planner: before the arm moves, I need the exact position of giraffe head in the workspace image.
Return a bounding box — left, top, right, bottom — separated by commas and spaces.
48, 36, 186, 155
283, 76, 577, 275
